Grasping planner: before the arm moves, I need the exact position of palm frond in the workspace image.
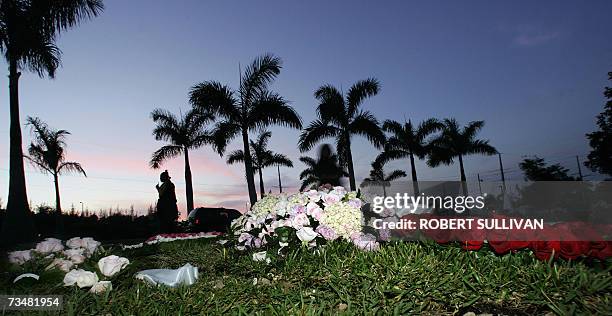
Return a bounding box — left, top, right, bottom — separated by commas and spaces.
240, 53, 282, 104
298, 120, 340, 152
349, 111, 385, 148
226, 150, 246, 165
150, 145, 183, 169
58, 162, 86, 176
264, 153, 293, 168
189, 81, 238, 116
247, 92, 302, 130
385, 170, 407, 182
467, 139, 498, 156
347, 78, 379, 117
300, 176, 318, 191
315, 84, 345, 124
462, 120, 485, 140
211, 121, 241, 155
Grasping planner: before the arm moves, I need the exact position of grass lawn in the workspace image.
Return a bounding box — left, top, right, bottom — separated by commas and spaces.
1, 238, 611, 315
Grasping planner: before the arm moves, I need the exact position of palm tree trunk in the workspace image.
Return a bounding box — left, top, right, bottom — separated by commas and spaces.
382, 184, 387, 198
1, 58, 35, 246
184, 147, 194, 211
345, 135, 357, 191
258, 169, 265, 199
53, 172, 64, 238
242, 128, 258, 206
409, 152, 420, 195
53, 173, 62, 213
458, 155, 468, 196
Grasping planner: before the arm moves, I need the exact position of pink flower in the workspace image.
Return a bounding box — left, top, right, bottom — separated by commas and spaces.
316, 225, 338, 241
322, 193, 341, 206
348, 199, 362, 209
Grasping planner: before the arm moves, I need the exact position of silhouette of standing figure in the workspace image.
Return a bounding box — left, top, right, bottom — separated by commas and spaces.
156, 170, 178, 232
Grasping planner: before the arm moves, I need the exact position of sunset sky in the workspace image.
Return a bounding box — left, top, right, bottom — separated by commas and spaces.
1, 0, 611, 216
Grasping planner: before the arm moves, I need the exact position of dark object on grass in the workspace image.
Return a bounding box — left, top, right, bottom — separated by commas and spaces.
156, 170, 179, 232
188, 207, 241, 233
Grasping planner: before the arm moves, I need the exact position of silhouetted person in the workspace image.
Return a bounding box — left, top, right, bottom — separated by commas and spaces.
156, 170, 178, 232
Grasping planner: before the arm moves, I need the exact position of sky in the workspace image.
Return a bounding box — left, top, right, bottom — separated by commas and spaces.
1, 0, 611, 216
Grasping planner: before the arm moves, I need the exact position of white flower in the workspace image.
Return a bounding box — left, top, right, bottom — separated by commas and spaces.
68, 254, 86, 264
290, 213, 310, 229
305, 190, 321, 202
217, 239, 228, 245
238, 233, 253, 245
252, 251, 270, 263
296, 226, 318, 243
306, 202, 324, 220
97, 255, 129, 277
35, 238, 64, 254
63, 269, 99, 288
331, 186, 347, 196
81, 237, 101, 255
8, 250, 32, 265
322, 192, 341, 206
64, 248, 86, 262
66, 237, 83, 249
47, 258, 74, 272
89, 281, 112, 294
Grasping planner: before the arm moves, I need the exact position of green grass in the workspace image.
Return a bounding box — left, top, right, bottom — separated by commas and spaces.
1, 239, 611, 315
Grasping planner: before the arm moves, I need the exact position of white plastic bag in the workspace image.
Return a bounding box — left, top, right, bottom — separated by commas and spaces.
135, 263, 198, 287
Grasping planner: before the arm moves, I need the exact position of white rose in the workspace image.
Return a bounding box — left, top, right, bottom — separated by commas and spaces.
47, 258, 74, 272
305, 190, 321, 202
66, 237, 84, 249
89, 281, 112, 294
296, 226, 318, 243
68, 254, 86, 264
97, 255, 129, 277
81, 237, 101, 255
35, 238, 64, 254
322, 193, 341, 206
8, 250, 32, 265
63, 269, 98, 288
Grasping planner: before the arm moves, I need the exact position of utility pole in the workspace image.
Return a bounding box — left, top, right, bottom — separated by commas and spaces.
498, 153, 506, 191
576, 155, 584, 180
277, 165, 283, 193
477, 173, 483, 195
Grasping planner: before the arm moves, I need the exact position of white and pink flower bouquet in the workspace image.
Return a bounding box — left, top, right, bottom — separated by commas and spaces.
232, 185, 380, 257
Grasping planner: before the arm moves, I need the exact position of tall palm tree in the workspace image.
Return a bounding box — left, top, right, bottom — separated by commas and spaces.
189, 54, 302, 206
361, 157, 407, 198
427, 119, 497, 195
298, 79, 385, 191
25, 117, 86, 237
0, 0, 103, 244
379, 119, 443, 195
226, 131, 293, 198
299, 144, 348, 191
150, 108, 214, 212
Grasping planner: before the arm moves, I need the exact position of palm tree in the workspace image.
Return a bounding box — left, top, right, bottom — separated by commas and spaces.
150, 108, 214, 211
0, 0, 103, 244
299, 144, 348, 191
25, 117, 86, 237
361, 157, 407, 198
379, 119, 443, 195
189, 54, 302, 206
226, 131, 293, 198
298, 79, 385, 191
427, 119, 497, 195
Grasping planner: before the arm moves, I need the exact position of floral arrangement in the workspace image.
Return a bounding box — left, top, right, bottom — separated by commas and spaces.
400, 213, 612, 261
232, 185, 379, 261
7, 237, 129, 294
